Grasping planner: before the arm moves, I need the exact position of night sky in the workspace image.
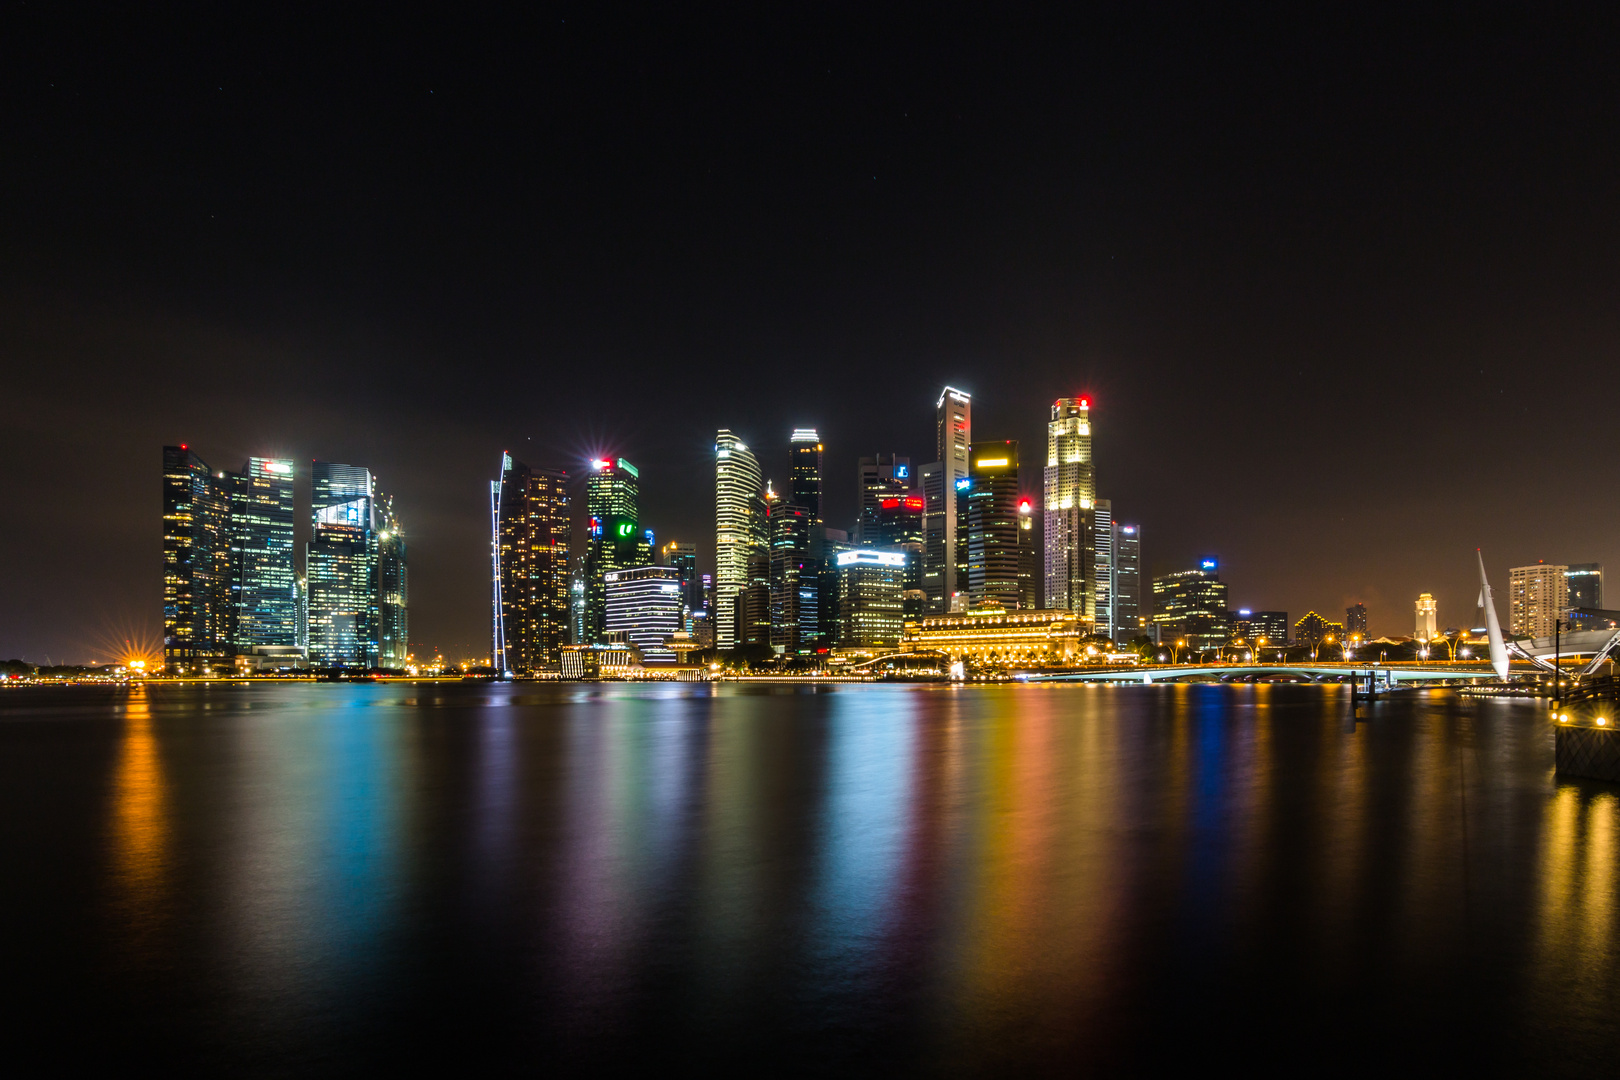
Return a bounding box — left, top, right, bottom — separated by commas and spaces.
5, 7, 1619, 662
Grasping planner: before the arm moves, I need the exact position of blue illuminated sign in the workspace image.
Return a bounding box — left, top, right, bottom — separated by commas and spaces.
895, 465, 909, 479
1201, 558, 1218, 571
954, 478, 971, 491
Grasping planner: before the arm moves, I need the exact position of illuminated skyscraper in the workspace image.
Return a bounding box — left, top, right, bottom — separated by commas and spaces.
856, 454, 911, 544
1091, 497, 1113, 630
492, 454, 569, 673
966, 441, 1022, 610
226, 456, 298, 653
1566, 564, 1603, 610
1113, 522, 1141, 643
162, 445, 232, 673
769, 502, 813, 654
376, 489, 408, 669
1044, 397, 1097, 618
307, 462, 379, 668
835, 549, 907, 648
606, 565, 682, 663
1152, 559, 1230, 652
1345, 602, 1368, 641
583, 457, 651, 644
925, 386, 972, 611
715, 430, 765, 650
790, 429, 824, 524
1508, 564, 1567, 639
662, 541, 700, 628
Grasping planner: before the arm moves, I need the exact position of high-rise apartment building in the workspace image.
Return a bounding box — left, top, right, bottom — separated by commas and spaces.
492, 454, 569, 673
605, 565, 682, 663
924, 386, 971, 611
307, 462, 380, 668
226, 457, 298, 652
162, 445, 233, 673
1508, 564, 1568, 639
1567, 564, 1603, 611
1113, 522, 1141, 643
769, 502, 813, 654
715, 430, 766, 650
583, 457, 651, 644
1345, 603, 1368, 641
966, 441, 1022, 611
1043, 398, 1097, 619
1415, 593, 1438, 640
1152, 558, 1230, 652
1294, 612, 1345, 649
790, 429, 824, 524
376, 490, 408, 669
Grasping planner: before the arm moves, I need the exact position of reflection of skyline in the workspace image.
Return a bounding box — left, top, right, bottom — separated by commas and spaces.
73, 684, 1620, 1071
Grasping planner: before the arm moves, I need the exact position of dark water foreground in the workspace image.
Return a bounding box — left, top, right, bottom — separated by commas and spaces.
3, 682, 1617, 1075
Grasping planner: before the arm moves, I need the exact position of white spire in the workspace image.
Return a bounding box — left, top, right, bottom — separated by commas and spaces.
1477, 550, 1511, 681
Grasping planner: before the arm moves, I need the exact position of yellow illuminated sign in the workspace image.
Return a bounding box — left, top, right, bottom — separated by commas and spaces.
976, 458, 1009, 468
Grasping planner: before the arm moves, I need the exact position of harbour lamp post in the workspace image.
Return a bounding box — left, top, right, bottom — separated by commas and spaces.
1254, 636, 1268, 665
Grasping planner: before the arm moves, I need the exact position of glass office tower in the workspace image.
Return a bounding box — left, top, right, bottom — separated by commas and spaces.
1113, 522, 1141, 643
162, 445, 233, 673
790, 429, 823, 524
929, 386, 972, 610
715, 430, 765, 650
493, 454, 570, 673
769, 502, 813, 654
583, 457, 650, 645
227, 457, 298, 652
966, 441, 1022, 611
376, 489, 408, 670
307, 462, 378, 668
855, 454, 911, 544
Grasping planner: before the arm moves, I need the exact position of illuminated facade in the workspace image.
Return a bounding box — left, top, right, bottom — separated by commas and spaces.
1293, 612, 1345, 649
1151, 559, 1230, 652
663, 541, 700, 629
902, 608, 1088, 666
226, 456, 298, 652
1415, 592, 1439, 639
162, 445, 232, 673
606, 565, 682, 663
1509, 564, 1568, 639
769, 502, 813, 654
1090, 497, 1112, 634
790, 429, 824, 524
583, 457, 651, 644
715, 430, 765, 650
856, 454, 911, 544
1113, 522, 1141, 643
307, 462, 379, 668
1043, 397, 1096, 618
835, 549, 906, 648
491, 454, 568, 673
925, 386, 972, 611
376, 490, 408, 669
966, 441, 1022, 610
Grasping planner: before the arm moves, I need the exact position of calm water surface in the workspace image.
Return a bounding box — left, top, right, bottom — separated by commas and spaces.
4, 682, 1618, 1074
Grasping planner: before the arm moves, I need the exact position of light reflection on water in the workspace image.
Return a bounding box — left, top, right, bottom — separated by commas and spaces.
2, 682, 1617, 1072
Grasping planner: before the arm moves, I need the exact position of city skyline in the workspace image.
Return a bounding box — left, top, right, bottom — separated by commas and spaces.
7, 10, 1620, 662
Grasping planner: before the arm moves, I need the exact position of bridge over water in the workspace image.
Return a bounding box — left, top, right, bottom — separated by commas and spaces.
1025, 662, 1499, 686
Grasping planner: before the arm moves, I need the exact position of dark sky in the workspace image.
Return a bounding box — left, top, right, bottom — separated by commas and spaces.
5, 6, 1619, 662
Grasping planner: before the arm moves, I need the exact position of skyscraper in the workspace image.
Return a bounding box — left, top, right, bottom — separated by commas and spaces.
1567, 564, 1603, 610
605, 565, 682, 663
376, 489, 408, 669
790, 429, 824, 524
926, 386, 971, 611
1113, 522, 1141, 643
663, 541, 700, 628
583, 457, 651, 644
966, 441, 1022, 610
1345, 602, 1368, 641
1091, 497, 1113, 631
769, 502, 812, 654
715, 430, 765, 650
226, 457, 298, 653
162, 445, 232, 673
1043, 397, 1096, 618
492, 453, 569, 674
1152, 558, 1230, 652
1509, 564, 1568, 639
835, 549, 907, 648
856, 454, 911, 544
307, 462, 379, 668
